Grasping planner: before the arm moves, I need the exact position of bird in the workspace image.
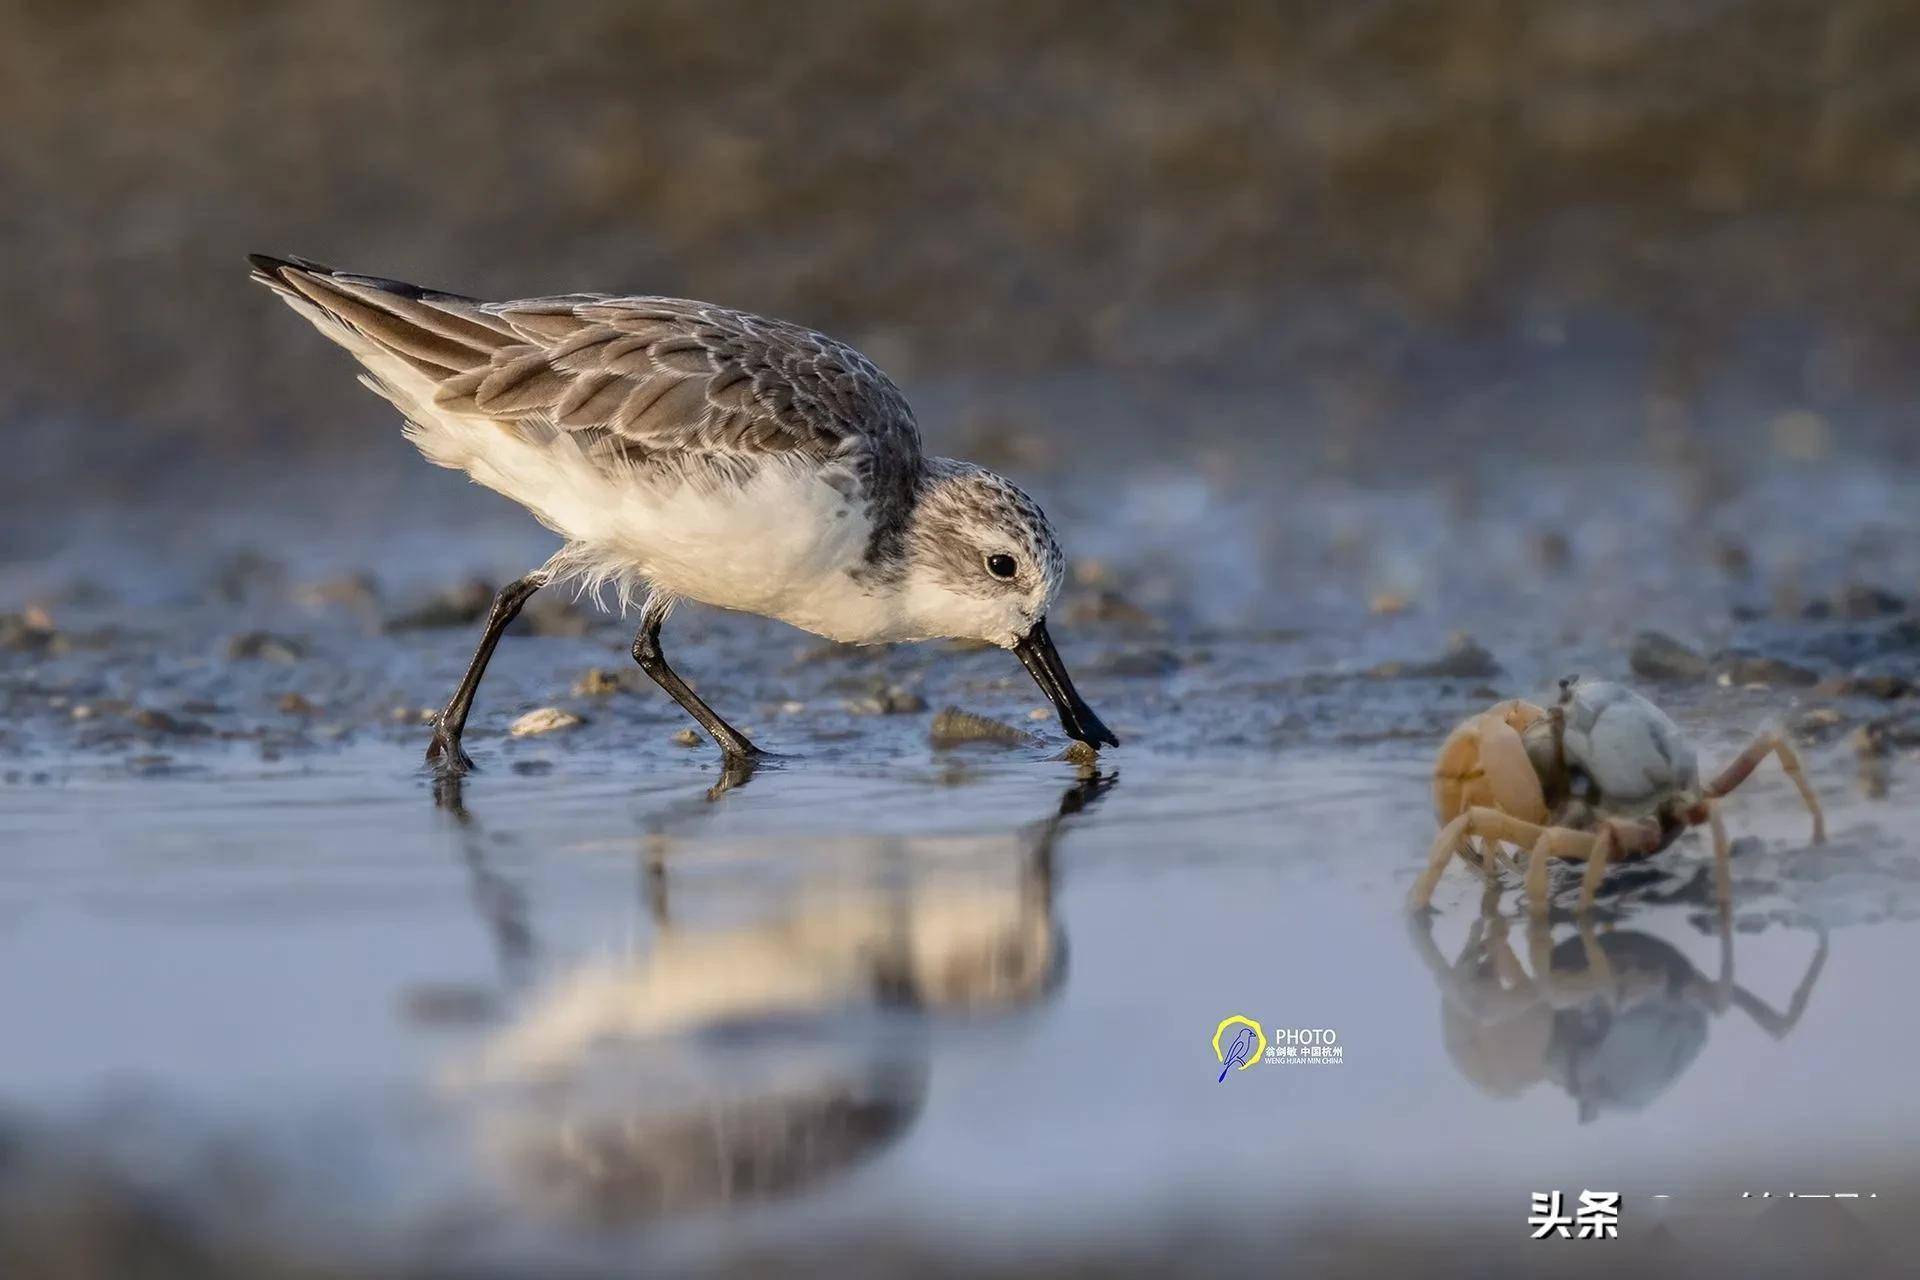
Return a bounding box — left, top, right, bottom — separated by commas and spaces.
246, 255, 1117, 777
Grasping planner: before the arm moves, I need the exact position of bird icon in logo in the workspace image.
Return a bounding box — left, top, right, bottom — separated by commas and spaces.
1212, 1015, 1266, 1082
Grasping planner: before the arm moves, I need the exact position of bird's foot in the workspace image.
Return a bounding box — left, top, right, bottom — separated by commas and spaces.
708, 746, 777, 799
425, 731, 475, 778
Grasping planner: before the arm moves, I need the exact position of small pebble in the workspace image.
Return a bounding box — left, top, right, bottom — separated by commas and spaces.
385, 579, 496, 631
1365, 632, 1501, 680
1830, 584, 1906, 620
510, 707, 584, 737
278, 692, 319, 716
1792, 707, 1846, 735
671, 728, 701, 747
296, 572, 381, 612
1814, 673, 1912, 700
571, 668, 625, 697
133, 708, 209, 736
1714, 653, 1820, 688
226, 630, 306, 662
845, 685, 929, 715
1630, 631, 1710, 681
0, 612, 60, 654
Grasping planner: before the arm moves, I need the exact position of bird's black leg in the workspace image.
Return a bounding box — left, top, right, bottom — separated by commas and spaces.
631, 595, 763, 765
426, 573, 544, 775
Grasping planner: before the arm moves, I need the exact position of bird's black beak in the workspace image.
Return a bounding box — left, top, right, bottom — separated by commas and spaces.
1014, 618, 1118, 749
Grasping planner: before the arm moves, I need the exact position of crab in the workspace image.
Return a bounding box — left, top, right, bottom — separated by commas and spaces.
1407, 677, 1825, 914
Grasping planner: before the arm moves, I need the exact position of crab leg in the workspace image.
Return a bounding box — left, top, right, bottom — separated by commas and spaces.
1707, 731, 1826, 844
1413, 813, 1481, 909
1575, 826, 1618, 912
1522, 826, 1597, 915
1708, 801, 1733, 914
1411, 808, 1558, 909
1571, 817, 1664, 913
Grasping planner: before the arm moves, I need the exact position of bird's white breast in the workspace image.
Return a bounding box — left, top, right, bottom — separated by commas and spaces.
611, 460, 882, 637
405, 410, 897, 642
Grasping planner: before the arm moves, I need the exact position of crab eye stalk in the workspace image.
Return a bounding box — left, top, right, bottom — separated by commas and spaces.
985, 553, 1018, 580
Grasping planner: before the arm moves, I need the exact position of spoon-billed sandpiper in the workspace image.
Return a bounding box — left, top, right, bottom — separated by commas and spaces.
248, 255, 1117, 776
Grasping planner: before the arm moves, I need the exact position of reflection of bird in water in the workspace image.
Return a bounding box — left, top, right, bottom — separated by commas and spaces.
1407, 885, 1828, 1123
440, 773, 1111, 1223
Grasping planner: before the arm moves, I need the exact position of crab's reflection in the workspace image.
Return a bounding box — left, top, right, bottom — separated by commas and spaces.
1407, 885, 1828, 1122
437, 772, 1112, 1223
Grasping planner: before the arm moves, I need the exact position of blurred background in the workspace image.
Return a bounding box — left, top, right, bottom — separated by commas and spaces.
9, 0, 1920, 494
4, 4, 1919, 1278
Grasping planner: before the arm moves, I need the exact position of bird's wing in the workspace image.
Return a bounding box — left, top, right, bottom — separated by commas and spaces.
247, 255, 922, 474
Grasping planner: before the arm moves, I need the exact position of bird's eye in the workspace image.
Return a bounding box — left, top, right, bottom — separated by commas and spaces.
985, 553, 1019, 580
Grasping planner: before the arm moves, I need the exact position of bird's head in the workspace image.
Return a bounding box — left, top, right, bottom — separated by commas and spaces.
897, 461, 1117, 750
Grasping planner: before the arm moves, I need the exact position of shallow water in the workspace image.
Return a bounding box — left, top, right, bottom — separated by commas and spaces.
2, 728, 1914, 1274
3, 452, 1919, 1274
